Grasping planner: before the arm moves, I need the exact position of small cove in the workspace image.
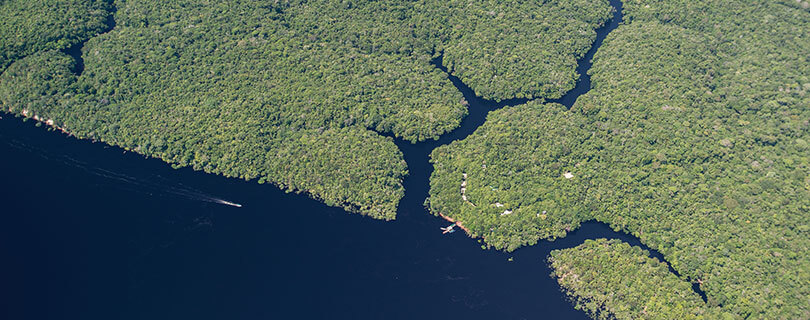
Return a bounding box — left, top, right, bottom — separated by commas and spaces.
61, 4, 116, 76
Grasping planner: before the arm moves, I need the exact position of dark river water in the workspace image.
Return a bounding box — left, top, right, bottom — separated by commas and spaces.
0, 1, 692, 319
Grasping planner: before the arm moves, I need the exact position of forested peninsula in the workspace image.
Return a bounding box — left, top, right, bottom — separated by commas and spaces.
428, 0, 810, 318
2, 0, 809, 319
549, 239, 725, 319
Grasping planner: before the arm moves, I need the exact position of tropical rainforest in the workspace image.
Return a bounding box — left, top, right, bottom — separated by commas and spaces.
549, 239, 728, 319
428, 0, 810, 318
0, 0, 610, 219
1, 0, 809, 318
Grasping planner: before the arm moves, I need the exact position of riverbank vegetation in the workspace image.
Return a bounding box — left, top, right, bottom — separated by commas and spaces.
0, 0, 610, 219
440, 0, 613, 100
549, 239, 730, 319
429, 0, 809, 317
429, 101, 594, 251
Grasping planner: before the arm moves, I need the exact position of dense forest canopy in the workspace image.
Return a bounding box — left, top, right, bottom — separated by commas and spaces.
0, 0, 111, 72
549, 239, 729, 319
429, 101, 594, 250
428, 0, 809, 318
0, 0, 610, 219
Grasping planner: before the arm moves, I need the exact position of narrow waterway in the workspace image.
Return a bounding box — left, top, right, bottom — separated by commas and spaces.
396, 0, 704, 301
0, 0, 702, 319
61, 5, 116, 76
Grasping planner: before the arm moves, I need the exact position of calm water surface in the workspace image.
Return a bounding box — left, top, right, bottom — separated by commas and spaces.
1, 116, 638, 320
0, 1, 654, 319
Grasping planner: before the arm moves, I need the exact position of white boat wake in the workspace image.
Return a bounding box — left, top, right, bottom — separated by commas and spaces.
214, 199, 242, 208
4, 138, 243, 208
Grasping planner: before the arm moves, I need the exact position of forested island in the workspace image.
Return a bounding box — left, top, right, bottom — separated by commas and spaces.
2, 0, 809, 319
